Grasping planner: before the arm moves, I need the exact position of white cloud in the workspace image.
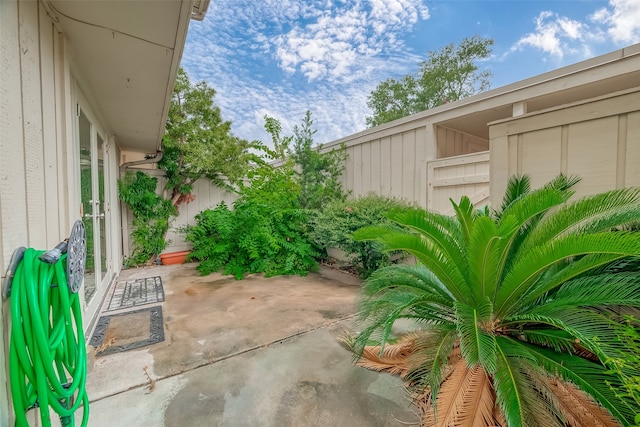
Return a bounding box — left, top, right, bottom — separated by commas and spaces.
181, 0, 429, 147
590, 0, 640, 43
506, 1, 640, 63
513, 11, 587, 58
272, 1, 430, 82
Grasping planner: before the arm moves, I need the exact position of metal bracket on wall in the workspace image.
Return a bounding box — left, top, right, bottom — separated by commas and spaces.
2, 246, 26, 299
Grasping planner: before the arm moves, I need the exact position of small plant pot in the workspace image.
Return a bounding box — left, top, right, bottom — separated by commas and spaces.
159, 250, 190, 265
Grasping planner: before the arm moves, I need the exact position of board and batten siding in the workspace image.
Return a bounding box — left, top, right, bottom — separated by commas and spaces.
490, 87, 640, 204
329, 120, 489, 213
1, 2, 79, 424
436, 125, 489, 158
1, 1, 73, 254
342, 126, 429, 204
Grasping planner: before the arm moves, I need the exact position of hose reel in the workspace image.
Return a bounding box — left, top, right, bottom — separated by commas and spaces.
65, 220, 87, 294
3, 221, 86, 298
3, 220, 89, 427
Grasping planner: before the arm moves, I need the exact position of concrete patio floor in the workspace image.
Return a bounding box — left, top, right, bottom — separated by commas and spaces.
81, 263, 418, 426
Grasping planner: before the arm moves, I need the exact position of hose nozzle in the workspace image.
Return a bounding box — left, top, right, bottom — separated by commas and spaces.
39, 240, 68, 265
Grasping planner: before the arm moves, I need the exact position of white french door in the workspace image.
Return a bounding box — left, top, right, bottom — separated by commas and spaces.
77, 102, 113, 320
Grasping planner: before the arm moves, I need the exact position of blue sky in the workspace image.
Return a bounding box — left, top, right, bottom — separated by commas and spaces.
181, 0, 640, 147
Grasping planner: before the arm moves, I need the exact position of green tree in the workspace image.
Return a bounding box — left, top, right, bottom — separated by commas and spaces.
290, 110, 348, 209
119, 68, 256, 265
366, 36, 493, 127
344, 175, 640, 426
159, 68, 257, 206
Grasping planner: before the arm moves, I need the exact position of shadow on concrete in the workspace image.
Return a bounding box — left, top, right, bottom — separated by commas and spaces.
82, 263, 418, 426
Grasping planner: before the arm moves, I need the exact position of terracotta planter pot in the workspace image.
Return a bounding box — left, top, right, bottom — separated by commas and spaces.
159, 250, 190, 265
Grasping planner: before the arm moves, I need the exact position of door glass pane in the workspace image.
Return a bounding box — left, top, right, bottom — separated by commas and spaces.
79, 110, 96, 302
98, 135, 107, 280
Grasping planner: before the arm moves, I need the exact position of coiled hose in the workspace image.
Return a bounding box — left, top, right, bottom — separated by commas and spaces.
9, 248, 89, 427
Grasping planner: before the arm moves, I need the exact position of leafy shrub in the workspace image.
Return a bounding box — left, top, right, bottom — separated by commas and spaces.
187, 200, 319, 279
185, 112, 350, 280
343, 175, 640, 425
310, 194, 413, 278
186, 150, 320, 279
118, 171, 177, 267
185, 202, 236, 275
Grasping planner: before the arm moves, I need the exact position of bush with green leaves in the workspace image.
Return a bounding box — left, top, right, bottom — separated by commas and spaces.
118, 68, 254, 267
310, 194, 413, 278
118, 171, 177, 266
187, 200, 318, 279
186, 142, 319, 279
185, 111, 350, 280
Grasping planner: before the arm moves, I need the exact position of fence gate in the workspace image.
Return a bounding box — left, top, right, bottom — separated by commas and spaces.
427, 151, 490, 215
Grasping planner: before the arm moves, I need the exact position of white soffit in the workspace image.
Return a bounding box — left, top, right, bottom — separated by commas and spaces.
48, 0, 195, 152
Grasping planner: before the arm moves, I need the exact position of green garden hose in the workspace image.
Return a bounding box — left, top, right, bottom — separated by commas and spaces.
9, 248, 89, 427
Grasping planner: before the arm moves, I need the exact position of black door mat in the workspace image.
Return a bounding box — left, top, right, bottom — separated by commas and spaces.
89, 306, 165, 356
105, 276, 164, 312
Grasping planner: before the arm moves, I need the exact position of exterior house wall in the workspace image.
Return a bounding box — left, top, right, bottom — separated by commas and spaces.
0, 2, 123, 423
322, 117, 488, 213
490, 87, 640, 203
325, 44, 639, 213
1, 3, 74, 423
427, 151, 490, 214
1, 0, 199, 423
436, 126, 489, 157
339, 126, 431, 205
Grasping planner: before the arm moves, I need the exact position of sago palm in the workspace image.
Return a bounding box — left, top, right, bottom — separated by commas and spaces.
344, 175, 640, 426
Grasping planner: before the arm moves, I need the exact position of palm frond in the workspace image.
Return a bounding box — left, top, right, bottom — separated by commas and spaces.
387, 208, 468, 282
521, 187, 640, 253
520, 329, 580, 354
515, 340, 637, 425
422, 362, 497, 427
355, 334, 417, 376
600, 255, 640, 274
362, 264, 454, 304
455, 298, 497, 373
548, 378, 621, 427
493, 337, 538, 427
544, 173, 582, 192
495, 186, 574, 282
450, 196, 478, 247
354, 287, 457, 357
496, 231, 640, 318
355, 228, 472, 304
404, 327, 457, 398
499, 186, 571, 228
527, 272, 640, 314
518, 363, 568, 427
510, 308, 635, 374
497, 175, 531, 217
467, 215, 520, 303
518, 253, 628, 308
